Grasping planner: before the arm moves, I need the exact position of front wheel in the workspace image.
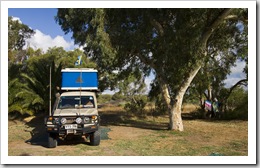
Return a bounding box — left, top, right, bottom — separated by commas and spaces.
48, 133, 58, 148
89, 130, 100, 146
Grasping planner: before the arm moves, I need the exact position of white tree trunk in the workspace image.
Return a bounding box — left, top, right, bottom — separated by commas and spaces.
207, 85, 212, 101
159, 65, 202, 131
171, 94, 184, 131
159, 77, 186, 131
159, 80, 173, 129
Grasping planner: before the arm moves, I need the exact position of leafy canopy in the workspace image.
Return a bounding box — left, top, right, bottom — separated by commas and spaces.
56, 9, 247, 97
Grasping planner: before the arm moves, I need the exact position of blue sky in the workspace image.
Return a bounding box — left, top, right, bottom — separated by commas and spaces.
9, 8, 76, 52
8, 8, 246, 91
9, 8, 73, 42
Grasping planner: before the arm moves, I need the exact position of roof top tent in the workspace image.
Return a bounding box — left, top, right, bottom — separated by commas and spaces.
61, 68, 98, 91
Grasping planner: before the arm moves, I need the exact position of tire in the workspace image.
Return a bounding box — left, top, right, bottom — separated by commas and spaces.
48, 133, 58, 148
89, 130, 100, 146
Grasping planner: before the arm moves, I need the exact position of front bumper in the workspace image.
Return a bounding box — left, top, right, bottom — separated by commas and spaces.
45, 115, 100, 136
46, 123, 99, 135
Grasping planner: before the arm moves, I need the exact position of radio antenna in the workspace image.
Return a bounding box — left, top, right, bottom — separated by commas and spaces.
49, 65, 52, 116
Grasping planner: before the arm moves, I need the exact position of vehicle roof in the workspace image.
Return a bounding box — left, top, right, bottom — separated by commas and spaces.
61, 68, 97, 72
60, 91, 96, 96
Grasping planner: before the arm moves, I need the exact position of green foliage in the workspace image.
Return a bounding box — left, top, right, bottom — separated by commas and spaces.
189, 9, 248, 109
54, 47, 97, 69
9, 56, 62, 116
148, 81, 167, 115
111, 92, 124, 101
8, 48, 97, 117
8, 77, 34, 117
8, 17, 98, 117
183, 91, 199, 105
97, 94, 112, 104
124, 95, 148, 116
56, 9, 117, 92
153, 97, 168, 116
223, 87, 248, 120
117, 70, 147, 97
56, 8, 247, 99
8, 16, 34, 50
8, 16, 35, 63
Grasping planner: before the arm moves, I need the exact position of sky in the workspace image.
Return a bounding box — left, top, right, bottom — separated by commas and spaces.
8, 8, 247, 93
9, 8, 75, 52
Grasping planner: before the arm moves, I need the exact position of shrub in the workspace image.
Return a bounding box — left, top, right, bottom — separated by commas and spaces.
111, 92, 125, 101
98, 94, 112, 104
223, 87, 248, 120
124, 96, 147, 116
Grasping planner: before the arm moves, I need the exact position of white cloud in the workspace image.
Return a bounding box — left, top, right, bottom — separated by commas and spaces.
102, 89, 116, 95
25, 29, 74, 52
230, 60, 246, 75
224, 60, 246, 88
11, 16, 22, 23
145, 74, 154, 93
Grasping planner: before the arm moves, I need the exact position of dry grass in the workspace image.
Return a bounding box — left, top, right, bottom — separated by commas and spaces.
8, 104, 248, 156
182, 103, 200, 113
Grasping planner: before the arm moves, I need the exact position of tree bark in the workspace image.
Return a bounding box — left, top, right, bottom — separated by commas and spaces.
157, 76, 173, 129
170, 64, 202, 131
159, 63, 203, 131
208, 85, 212, 101
171, 92, 184, 131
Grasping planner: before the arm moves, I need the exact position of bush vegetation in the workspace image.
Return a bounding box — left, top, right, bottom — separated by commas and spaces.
223, 87, 248, 120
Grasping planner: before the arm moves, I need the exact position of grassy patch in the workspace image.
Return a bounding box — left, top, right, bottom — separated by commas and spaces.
8, 104, 248, 156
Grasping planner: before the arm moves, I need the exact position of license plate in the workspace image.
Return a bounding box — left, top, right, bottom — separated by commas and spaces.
65, 124, 77, 129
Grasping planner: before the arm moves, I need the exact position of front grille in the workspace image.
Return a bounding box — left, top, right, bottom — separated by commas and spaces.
66, 118, 76, 124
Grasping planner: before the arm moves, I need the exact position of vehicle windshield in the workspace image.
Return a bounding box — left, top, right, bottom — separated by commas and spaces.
57, 96, 95, 109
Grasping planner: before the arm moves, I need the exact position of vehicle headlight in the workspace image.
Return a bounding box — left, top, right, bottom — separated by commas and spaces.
84, 117, 90, 123
60, 118, 67, 124
76, 117, 82, 124
92, 115, 98, 120
53, 118, 59, 124
91, 115, 98, 123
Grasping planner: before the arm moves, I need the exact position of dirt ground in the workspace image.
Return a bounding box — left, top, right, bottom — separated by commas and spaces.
8, 120, 156, 156
8, 104, 248, 156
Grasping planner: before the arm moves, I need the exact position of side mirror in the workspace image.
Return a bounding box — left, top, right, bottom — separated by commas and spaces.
55, 93, 60, 98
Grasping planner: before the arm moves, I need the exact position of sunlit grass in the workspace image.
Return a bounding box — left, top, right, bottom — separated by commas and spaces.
8, 104, 248, 156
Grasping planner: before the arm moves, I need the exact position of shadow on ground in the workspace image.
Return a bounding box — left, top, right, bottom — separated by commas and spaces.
99, 111, 169, 130
24, 115, 48, 148
24, 107, 207, 147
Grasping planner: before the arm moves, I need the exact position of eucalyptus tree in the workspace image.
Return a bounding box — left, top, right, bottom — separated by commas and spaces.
60, 48, 97, 69
56, 8, 247, 131
190, 15, 248, 111
8, 16, 35, 63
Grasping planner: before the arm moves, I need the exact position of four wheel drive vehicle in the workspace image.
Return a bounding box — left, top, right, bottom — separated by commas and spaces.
45, 68, 100, 148
45, 91, 100, 148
